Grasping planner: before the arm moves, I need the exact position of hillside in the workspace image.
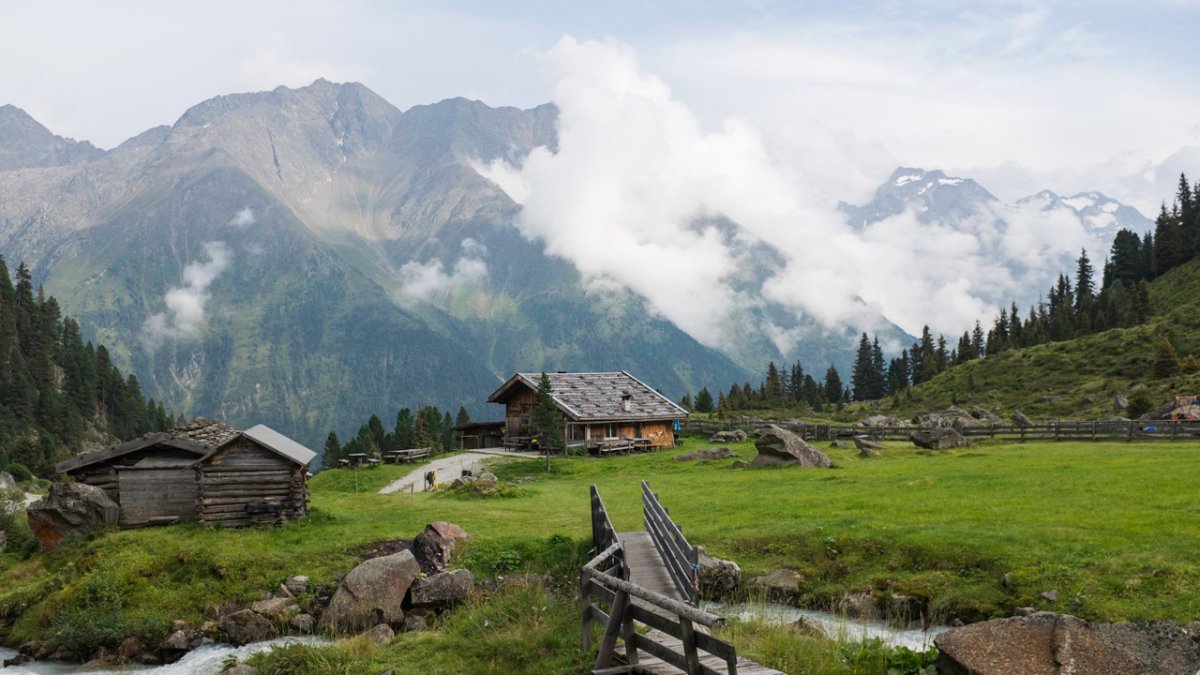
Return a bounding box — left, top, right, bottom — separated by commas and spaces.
850, 256, 1200, 422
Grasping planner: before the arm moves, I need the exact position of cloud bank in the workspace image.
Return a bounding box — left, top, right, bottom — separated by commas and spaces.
396, 238, 489, 302
142, 241, 232, 348
477, 37, 1101, 344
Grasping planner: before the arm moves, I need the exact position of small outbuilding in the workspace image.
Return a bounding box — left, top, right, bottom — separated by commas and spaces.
488, 371, 688, 453
455, 421, 505, 450
194, 424, 316, 527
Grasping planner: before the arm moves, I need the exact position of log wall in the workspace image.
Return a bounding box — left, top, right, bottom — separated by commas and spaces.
196, 439, 308, 528
117, 468, 198, 527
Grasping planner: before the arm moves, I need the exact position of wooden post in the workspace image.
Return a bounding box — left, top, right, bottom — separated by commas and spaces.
620, 601, 639, 667
1172, 420, 1179, 441
581, 574, 593, 651
1128, 421, 1134, 442
1020, 426, 1026, 443
680, 617, 702, 675
1091, 421, 1097, 441
594, 590, 629, 669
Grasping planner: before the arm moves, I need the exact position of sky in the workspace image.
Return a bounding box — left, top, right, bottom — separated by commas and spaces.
4, 0, 1200, 340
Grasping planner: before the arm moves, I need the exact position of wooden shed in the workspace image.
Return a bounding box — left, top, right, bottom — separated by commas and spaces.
487, 371, 688, 453
55, 433, 212, 528
194, 424, 316, 528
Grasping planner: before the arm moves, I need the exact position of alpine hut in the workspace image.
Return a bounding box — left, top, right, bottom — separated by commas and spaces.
194, 424, 316, 527
488, 371, 688, 453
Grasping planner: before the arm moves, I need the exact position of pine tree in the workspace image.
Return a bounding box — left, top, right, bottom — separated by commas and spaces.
680, 393, 694, 411
851, 333, 872, 401
530, 372, 564, 451
1154, 203, 1187, 276
970, 321, 985, 358
870, 337, 886, 399
456, 406, 471, 428
1153, 339, 1181, 379
694, 387, 714, 413
322, 432, 342, 470
394, 408, 415, 450
823, 365, 843, 404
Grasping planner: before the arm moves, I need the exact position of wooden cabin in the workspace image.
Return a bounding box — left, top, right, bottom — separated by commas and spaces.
487, 371, 688, 453
194, 424, 316, 528
455, 421, 506, 449
56, 433, 214, 528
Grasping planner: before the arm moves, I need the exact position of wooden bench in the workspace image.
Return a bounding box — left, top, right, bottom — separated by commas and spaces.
385, 448, 433, 463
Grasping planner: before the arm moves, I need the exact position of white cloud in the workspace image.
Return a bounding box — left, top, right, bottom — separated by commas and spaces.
229, 207, 256, 228
480, 37, 1108, 343
141, 241, 232, 348
236, 33, 369, 91
396, 238, 489, 302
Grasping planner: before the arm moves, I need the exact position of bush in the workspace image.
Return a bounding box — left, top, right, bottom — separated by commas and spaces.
3, 463, 33, 483
1128, 391, 1154, 418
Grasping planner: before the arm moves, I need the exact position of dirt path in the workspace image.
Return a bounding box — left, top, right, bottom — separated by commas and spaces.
378, 450, 540, 494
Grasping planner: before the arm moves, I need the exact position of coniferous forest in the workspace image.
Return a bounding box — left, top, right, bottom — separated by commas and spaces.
0, 257, 173, 477
688, 173, 1200, 412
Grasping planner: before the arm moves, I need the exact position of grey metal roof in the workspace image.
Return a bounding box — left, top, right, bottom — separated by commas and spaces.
489, 371, 688, 423
236, 424, 317, 466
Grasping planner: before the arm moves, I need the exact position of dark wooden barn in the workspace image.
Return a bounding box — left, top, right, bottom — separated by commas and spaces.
56, 433, 212, 528
488, 371, 688, 453
194, 424, 316, 528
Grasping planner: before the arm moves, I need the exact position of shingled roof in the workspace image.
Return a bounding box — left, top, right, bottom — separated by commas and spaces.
55, 417, 241, 474
488, 371, 688, 423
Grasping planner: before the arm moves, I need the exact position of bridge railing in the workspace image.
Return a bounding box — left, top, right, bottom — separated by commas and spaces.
642, 480, 699, 605
583, 485, 741, 675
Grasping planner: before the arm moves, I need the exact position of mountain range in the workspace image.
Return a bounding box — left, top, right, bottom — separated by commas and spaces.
0, 81, 1153, 449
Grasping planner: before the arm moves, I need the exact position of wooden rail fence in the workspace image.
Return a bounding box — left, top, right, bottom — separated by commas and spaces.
682, 418, 1200, 443
642, 480, 699, 605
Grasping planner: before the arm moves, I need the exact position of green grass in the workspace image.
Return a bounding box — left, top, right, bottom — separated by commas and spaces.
4, 437, 1200, 668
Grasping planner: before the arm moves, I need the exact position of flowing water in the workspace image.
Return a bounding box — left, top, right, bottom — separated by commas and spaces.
0, 637, 327, 674
703, 601, 950, 651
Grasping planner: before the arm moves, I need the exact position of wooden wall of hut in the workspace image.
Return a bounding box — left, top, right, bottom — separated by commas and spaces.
116, 467, 198, 527
196, 439, 308, 528
74, 466, 119, 503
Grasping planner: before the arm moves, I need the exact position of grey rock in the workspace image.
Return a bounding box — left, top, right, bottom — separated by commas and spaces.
321, 550, 421, 633
117, 636, 142, 659
290, 613, 315, 633
1013, 409, 1035, 427
249, 597, 296, 618
909, 427, 969, 450
841, 591, 880, 619
412, 521, 471, 575
751, 425, 832, 468
859, 415, 903, 428
0, 470, 16, 490
696, 546, 741, 599
674, 447, 736, 462
477, 471, 498, 483
26, 481, 119, 550
365, 623, 394, 644
284, 575, 310, 596
1040, 589, 1058, 603
410, 569, 474, 609
936, 613, 1200, 675
711, 429, 748, 443
1014, 606, 1037, 617
220, 609, 278, 646
160, 630, 190, 652
402, 614, 428, 632
731, 459, 751, 469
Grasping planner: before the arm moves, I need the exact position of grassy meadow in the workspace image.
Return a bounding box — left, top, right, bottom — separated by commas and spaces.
3, 436, 1200, 670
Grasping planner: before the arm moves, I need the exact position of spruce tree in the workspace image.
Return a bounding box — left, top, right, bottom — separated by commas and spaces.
322, 432, 342, 470
694, 387, 714, 413
456, 406, 471, 428
851, 333, 872, 401
823, 365, 843, 404
530, 372, 564, 451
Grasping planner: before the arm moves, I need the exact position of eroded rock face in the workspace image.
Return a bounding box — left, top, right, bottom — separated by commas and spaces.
909, 427, 970, 450
321, 550, 421, 633
711, 430, 748, 443
409, 569, 474, 609
935, 613, 1200, 675
26, 482, 119, 550
696, 547, 741, 599
674, 447, 736, 462
412, 522, 470, 575
0, 470, 16, 489
751, 425, 832, 468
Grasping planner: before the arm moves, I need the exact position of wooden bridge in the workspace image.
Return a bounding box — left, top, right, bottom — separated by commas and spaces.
580, 481, 783, 675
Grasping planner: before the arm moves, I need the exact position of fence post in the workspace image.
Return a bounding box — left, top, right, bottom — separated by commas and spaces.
1020, 426, 1025, 443
581, 574, 592, 651
1091, 421, 1097, 441
595, 589, 630, 669
679, 617, 702, 675
1128, 421, 1134, 442
1172, 420, 1179, 441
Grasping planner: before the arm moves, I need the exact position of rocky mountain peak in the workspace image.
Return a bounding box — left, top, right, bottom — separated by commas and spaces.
0, 103, 104, 170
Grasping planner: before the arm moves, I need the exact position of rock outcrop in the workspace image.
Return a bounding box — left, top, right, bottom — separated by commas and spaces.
0, 470, 16, 490
412, 521, 470, 575
409, 569, 474, 609
909, 428, 969, 450
853, 436, 884, 457
747, 568, 804, 601
696, 547, 741, 599
321, 550, 422, 633
1013, 409, 1034, 427
674, 447, 736, 462
220, 609, 278, 646
26, 482, 119, 550
935, 613, 1200, 675
750, 425, 832, 468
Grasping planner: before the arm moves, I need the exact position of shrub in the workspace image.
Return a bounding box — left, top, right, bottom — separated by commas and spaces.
1128, 391, 1154, 418
4, 463, 33, 483
1153, 339, 1181, 379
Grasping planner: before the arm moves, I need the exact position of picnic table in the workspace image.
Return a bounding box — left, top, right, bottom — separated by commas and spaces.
383, 448, 433, 464
347, 453, 368, 468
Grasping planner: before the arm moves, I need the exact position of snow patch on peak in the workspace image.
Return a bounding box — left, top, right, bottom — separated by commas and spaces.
1101, 201, 1119, 213
937, 178, 964, 186
894, 173, 923, 186
1062, 195, 1096, 211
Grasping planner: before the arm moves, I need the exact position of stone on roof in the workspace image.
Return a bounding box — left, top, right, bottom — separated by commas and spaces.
171, 417, 240, 447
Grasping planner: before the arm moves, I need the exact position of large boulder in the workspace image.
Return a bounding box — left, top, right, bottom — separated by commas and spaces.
409, 569, 474, 609
914, 406, 983, 429
935, 613, 1200, 675
696, 547, 741, 599
860, 415, 903, 428
26, 482, 119, 550
711, 429, 748, 443
675, 447, 736, 462
909, 428, 969, 450
0, 471, 16, 490
751, 425, 832, 468
412, 522, 470, 575
220, 609, 278, 646
747, 568, 804, 601
321, 550, 422, 633
1013, 409, 1034, 427
853, 436, 884, 457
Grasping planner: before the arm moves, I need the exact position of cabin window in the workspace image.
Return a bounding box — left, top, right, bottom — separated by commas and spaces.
605, 423, 619, 438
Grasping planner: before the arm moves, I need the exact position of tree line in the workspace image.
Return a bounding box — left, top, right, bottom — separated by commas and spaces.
0, 257, 174, 477
682, 173, 1200, 411
322, 404, 472, 469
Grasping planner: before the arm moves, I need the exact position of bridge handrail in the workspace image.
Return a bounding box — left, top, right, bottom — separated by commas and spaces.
643, 480, 699, 605
590, 484, 618, 554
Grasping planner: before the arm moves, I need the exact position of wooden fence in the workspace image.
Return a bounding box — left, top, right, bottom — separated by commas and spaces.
642, 480, 699, 605
682, 418, 1200, 444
